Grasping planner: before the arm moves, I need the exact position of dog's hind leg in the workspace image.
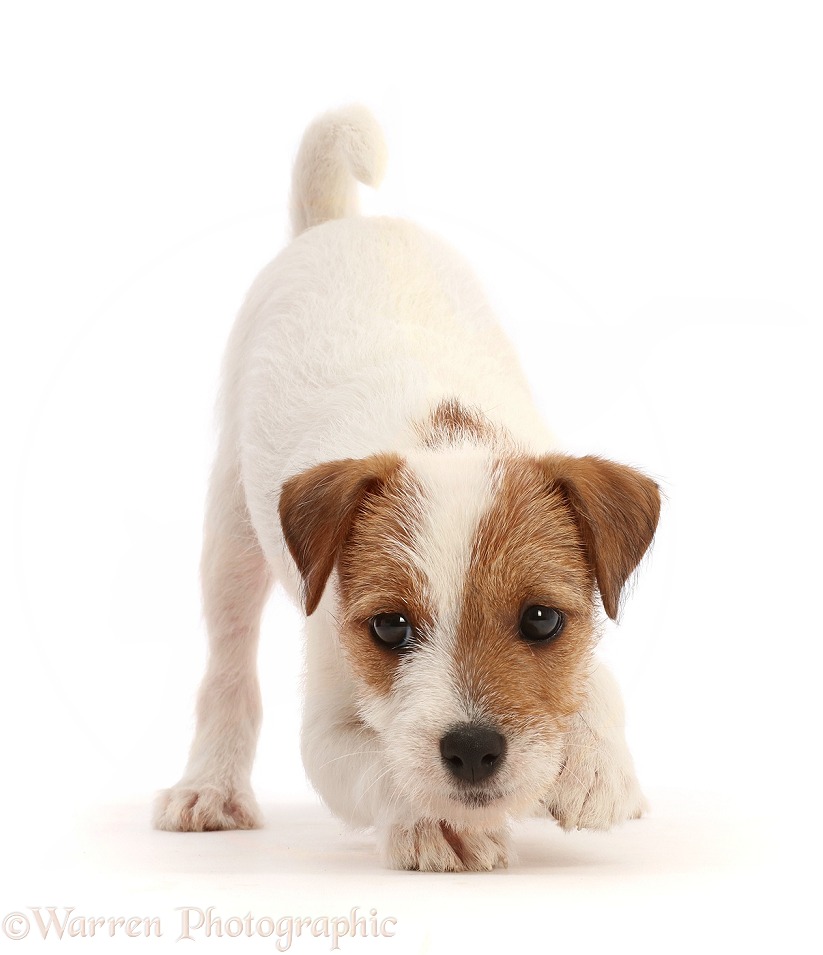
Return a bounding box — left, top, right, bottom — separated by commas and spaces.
154, 454, 272, 831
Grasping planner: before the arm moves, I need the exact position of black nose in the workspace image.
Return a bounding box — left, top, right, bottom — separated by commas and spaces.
440, 725, 506, 783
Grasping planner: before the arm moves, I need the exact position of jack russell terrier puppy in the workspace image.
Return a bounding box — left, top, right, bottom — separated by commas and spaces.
154, 105, 661, 871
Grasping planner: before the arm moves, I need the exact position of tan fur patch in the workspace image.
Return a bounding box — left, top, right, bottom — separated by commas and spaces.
278, 453, 403, 615
452, 457, 598, 731
415, 398, 504, 450
447, 452, 660, 731
336, 464, 431, 696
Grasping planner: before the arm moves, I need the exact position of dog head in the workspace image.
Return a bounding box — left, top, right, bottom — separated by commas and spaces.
278, 402, 660, 827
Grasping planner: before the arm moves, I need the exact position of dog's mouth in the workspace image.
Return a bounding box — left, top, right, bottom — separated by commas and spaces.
449, 787, 502, 808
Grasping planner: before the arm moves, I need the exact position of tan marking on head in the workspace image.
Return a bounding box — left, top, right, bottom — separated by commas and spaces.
336, 464, 432, 697
453, 457, 598, 732
278, 453, 403, 615
451, 452, 660, 730
414, 398, 506, 450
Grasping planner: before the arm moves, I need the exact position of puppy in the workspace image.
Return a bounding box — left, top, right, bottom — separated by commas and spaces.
154, 105, 661, 871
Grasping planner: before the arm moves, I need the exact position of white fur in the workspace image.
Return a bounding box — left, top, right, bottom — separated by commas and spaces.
353, 450, 498, 824
154, 106, 645, 869
405, 448, 495, 624
290, 104, 387, 237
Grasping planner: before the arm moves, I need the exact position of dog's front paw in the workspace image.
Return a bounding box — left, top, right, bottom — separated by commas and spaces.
381, 820, 509, 872
153, 782, 262, 832
543, 726, 647, 831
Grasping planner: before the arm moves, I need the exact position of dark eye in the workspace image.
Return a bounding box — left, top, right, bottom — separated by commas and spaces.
519, 605, 564, 642
370, 612, 415, 649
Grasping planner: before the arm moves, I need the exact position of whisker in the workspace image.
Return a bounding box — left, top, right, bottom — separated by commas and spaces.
352, 764, 395, 814
315, 749, 382, 771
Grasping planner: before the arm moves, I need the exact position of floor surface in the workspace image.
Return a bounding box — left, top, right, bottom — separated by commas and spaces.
2, 788, 810, 953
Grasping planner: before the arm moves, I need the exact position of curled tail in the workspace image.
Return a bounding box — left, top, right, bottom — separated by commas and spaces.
290, 105, 387, 238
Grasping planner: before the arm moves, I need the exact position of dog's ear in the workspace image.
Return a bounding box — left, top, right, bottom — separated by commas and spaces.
542, 455, 661, 620
278, 454, 401, 615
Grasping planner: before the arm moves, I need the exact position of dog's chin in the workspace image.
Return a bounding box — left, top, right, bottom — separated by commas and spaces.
416, 786, 521, 829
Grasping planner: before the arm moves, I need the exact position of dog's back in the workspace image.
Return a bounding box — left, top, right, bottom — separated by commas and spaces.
219, 107, 551, 534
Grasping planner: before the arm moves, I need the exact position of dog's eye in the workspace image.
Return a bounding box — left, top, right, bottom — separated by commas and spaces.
519, 605, 564, 642
370, 612, 415, 649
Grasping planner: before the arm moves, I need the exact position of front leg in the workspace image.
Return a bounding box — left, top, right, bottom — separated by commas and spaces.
543, 662, 647, 831
380, 820, 510, 872
154, 463, 271, 832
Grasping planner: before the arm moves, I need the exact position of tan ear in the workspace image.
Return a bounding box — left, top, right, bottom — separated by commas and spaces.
278, 454, 401, 615
543, 455, 661, 620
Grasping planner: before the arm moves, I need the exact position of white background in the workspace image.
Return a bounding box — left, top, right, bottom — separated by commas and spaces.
1, 2, 821, 952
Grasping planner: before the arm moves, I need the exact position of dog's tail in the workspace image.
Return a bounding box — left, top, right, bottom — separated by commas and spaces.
290, 105, 388, 238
